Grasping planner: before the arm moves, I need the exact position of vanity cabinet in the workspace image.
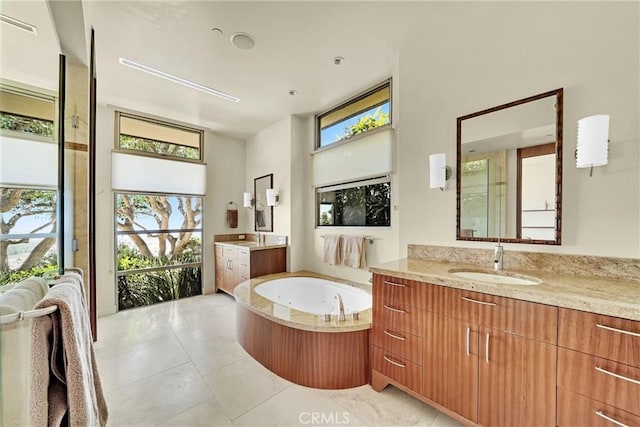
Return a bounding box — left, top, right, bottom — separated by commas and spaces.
371, 273, 557, 426
214, 243, 286, 296
557, 308, 640, 426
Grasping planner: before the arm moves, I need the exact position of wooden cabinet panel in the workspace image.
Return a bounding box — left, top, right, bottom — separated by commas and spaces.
558, 347, 640, 415
371, 326, 423, 364
424, 312, 478, 422
215, 244, 287, 296
373, 274, 445, 312
557, 388, 640, 427
478, 326, 556, 427
446, 288, 558, 344
559, 308, 640, 367
373, 299, 425, 337
371, 346, 422, 394
250, 247, 287, 278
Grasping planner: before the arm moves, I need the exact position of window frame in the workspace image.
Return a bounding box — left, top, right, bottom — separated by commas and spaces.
114, 111, 204, 163
0, 82, 57, 142
315, 175, 392, 228
315, 79, 392, 150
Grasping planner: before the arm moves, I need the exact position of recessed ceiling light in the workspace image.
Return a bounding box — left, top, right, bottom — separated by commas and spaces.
119, 57, 239, 103
230, 32, 255, 50
0, 13, 38, 35
211, 27, 223, 35
333, 56, 345, 66
288, 90, 297, 96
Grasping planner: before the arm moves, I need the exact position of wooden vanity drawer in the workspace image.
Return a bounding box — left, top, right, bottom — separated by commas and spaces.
371, 346, 423, 394
373, 274, 427, 310
239, 249, 250, 264
558, 388, 640, 427
446, 288, 558, 344
558, 347, 640, 415
559, 308, 640, 367
373, 299, 425, 337
371, 327, 423, 364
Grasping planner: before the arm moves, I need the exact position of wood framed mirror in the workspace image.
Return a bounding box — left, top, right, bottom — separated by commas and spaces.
254, 173, 273, 232
456, 88, 563, 245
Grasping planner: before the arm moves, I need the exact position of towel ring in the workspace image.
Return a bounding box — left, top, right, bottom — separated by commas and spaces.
227, 201, 238, 210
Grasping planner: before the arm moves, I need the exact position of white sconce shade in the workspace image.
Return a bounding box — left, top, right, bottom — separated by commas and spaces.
243, 192, 253, 208
429, 153, 451, 190
266, 188, 279, 206
577, 115, 609, 171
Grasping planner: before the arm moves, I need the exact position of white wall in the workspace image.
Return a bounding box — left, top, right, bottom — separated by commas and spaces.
397, 2, 639, 258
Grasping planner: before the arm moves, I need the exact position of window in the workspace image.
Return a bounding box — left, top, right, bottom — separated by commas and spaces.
115, 192, 202, 310
316, 80, 391, 149
317, 177, 391, 227
0, 87, 55, 139
116, 112, 203, 161
0, 188, 58, 286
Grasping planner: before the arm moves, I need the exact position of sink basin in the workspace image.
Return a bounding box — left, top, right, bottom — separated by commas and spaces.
449, 270, 541, 286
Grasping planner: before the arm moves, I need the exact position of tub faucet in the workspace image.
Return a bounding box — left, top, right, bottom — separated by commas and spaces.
335, 293, 345, 322
494, 243, 504, 271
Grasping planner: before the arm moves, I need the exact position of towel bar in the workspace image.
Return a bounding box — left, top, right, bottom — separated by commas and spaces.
0, 305, 58, 325
320, 235, 376, 244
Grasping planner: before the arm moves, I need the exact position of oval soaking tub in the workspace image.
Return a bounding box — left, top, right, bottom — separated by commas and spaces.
234, 273, 372, 389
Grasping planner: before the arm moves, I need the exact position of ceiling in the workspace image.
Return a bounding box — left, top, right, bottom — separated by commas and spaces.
1, 1, 417, 140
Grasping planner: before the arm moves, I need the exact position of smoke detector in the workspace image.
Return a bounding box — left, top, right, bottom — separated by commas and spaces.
230, 32, 255, 50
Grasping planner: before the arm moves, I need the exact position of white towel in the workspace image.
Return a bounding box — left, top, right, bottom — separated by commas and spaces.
342, 236, 366, 269
323, 235, 342, 266
30, 272, 108, 427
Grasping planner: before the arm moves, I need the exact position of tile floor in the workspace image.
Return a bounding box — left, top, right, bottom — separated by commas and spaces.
95, 293, 463, 427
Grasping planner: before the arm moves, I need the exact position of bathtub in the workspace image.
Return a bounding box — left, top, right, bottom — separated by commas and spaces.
234, 273, 372, 389
254, 277, 371, 316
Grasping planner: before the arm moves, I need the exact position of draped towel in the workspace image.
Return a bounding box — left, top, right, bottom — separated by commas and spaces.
342, 236, 366, 269
323, 235, 342, 266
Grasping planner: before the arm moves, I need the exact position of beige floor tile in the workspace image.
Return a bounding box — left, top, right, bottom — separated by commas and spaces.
202, 357, 292, 420
233, 385, 366, 426
105, 363, 213, 426
182, 335, 250, 376
158, 398, 233, 426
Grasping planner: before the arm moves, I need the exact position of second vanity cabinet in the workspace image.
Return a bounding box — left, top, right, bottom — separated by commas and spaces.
214, 242, 286, 296
371, 273, 557, 426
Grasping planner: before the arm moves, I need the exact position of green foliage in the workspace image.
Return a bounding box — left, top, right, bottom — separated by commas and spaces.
320, 182, 390, 226
0, 256, 57, 287
0, 112, 54, 137
119, 135, 200, 160
341, 107, 389, 140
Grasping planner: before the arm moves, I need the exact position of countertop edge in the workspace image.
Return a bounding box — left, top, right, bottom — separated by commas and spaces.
214, 241, 287, 251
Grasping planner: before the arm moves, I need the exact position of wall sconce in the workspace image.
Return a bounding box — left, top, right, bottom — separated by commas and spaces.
577, 114, 609, 177
266, 188, 279, 206
429, 153, 452, 191
243, 192, 255, 208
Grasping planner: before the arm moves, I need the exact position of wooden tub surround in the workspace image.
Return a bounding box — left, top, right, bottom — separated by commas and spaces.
234, 272, 372, 389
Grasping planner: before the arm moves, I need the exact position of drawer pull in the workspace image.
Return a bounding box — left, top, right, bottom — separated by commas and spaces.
465, 327, 470, 356
595, 366, 640, 385
384, 330, 406, 341
596, 323, 640, 338
383, 355, 406, 368
485, 333, 490, 363
383, 305, 406, 314
461, 296, 497, 307
384, 280, 406, 288
595, 410, 629, 427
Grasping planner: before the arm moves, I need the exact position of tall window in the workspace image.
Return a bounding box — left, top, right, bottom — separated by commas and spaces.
116, 112, 203, 161
316, 80, 391, 149
317, 177, 391, 227
115, 193, 202, 310
1, 85, 58, 286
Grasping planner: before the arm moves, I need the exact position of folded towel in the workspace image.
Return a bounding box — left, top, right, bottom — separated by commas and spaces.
342, 236, 366, 269
30, 273, 108, 427
323, 235, 342, 266
227, 208, 238, 228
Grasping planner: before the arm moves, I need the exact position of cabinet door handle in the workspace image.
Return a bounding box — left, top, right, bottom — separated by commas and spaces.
595, 410, 630, 427
383, 355, 406, 368
466, 327, 471, 356
485, 333, 490, 363
383, 305, 406, 314
596, 323, 640, 338
461, 296, 497, 307
595, 366, 640, 385
384, 330, 406, 341
384, 280, 406, 288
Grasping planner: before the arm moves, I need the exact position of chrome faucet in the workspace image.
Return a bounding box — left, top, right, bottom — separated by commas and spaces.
255, 231, 262, 244
335, 293, 345, 322
494, 244, 504, 271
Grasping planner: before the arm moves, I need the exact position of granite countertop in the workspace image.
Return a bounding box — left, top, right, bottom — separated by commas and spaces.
234, 271, 372, 333
214, 240, 287, 251
369, 258, 640, 321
